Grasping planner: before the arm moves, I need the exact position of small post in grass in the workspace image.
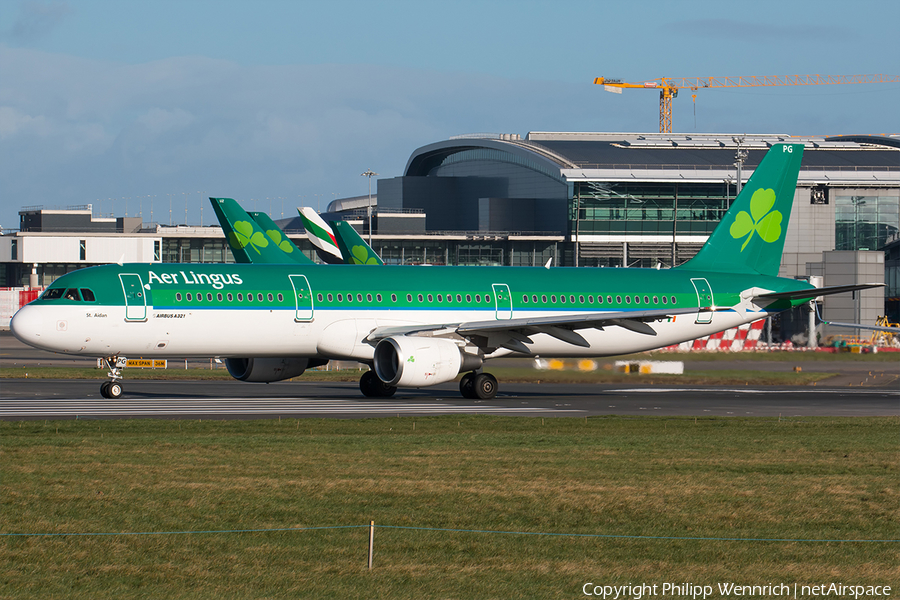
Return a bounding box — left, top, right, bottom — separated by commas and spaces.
367, 520, 375, 570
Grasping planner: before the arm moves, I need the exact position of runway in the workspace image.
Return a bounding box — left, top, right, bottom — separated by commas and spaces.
1, 379, 897, 419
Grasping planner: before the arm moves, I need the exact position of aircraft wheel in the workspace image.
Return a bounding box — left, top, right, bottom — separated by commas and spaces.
472, 373, 498, 400
459, 372, 476, 399
372, 377, 397, 398
100, 381, 111, 398
360, 370, 378, 397
107, 382, 123, 399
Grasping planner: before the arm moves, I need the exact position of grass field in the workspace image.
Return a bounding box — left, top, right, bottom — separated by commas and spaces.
2, 416, 897, 599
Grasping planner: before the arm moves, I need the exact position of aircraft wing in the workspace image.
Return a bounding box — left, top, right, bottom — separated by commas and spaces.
365, 306, 705, 350
754, 282, 884, 301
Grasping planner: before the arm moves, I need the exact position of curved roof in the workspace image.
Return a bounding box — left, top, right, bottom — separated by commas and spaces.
404, 137, 577, 178
405, 133, 899, 178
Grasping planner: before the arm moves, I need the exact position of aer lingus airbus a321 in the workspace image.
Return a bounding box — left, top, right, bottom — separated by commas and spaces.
10, 144, 882, 400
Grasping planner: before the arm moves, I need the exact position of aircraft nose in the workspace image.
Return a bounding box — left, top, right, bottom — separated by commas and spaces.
10, 304, 45, 346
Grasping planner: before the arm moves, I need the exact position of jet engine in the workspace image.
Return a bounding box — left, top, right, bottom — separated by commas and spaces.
225, 357, 326, 383
373, 336, 482, 388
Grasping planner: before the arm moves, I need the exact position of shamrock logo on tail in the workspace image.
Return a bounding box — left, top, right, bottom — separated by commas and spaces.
266, 229, 295, 254
229, 221, 270, 254
350, 245, 379, 265
730, 189, 783, 251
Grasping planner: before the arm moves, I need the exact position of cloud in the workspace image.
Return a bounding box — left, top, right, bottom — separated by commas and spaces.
5, 0, 72, 43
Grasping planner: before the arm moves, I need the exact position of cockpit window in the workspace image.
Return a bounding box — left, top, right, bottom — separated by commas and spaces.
64, 288, 82, 301
80, 288, 96, 302
42, 288, 64, 300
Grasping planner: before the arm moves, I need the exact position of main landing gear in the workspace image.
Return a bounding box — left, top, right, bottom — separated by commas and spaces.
359, 370, 397, 398
459, 371, 498, 400
100, 356, 126, 399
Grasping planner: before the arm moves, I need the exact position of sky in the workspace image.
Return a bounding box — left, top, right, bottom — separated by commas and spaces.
1, 0, 898, 230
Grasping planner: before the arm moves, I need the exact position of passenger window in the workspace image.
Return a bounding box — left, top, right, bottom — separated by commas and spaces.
456, 294, 462, 302
237, 293, 243, 302
551, 295, 557, 303
475, 295, 481, 303
560, 295, 565, 303
376, 294, 382, 302
436, 294, 442, 303
176, 293, 183, 302
357, 294, 363, 302
662, 296, 668, 304
466, 294, 472, 302
267, 293, 273, 302
187, 293, 193, 301
317, 294, 323, 302
337, 294, 343, 302
590, 295, 595, 304
327, 293, 333, 302
64, 288, 81, 301
390, 294, 396, 302
671, 296, 677, 304
418, 294, 424, 302
42, 288, 64, 300
541, 295, 547, 303
570, 295, 576, 303
607, 295, 613, 304
257, 293, 263, 302
653, 296, 658, 304
579, 295, 584, 303
277, 293, 283, 302
625, 296, 631, 304
246, 294, 251, 302
633, 296, 639, 304
367, 293, 373, 302
227, 293, 233, 302
485, 295, 491, 303
644, 295, 650, 304
427, 294, 433, 302
347, 294, 353, 303
532, 295, 538, 303
207, 293, 213, 302
80, 289, 96, 302
217, 293, 223, 302
616, 295, 622, 304
522, 295, 528, 303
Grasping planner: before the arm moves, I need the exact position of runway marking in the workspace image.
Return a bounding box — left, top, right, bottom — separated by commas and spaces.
0, 398, 583, 418
613, 388, 899, 395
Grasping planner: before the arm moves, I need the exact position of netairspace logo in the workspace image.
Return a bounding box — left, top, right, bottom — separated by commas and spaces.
581, 582, 893, 599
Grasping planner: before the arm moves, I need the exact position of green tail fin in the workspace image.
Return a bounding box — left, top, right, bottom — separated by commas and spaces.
248, 211, 312, 264
210, 198, 310, 264
677, 143, 804, 276
332, 221, 384, 265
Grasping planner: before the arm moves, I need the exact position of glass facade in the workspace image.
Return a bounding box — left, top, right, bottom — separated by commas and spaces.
834, 196, 900, 251
572, 181, 735, 237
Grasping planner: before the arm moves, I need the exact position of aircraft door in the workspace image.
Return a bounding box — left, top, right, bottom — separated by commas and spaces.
289, 275, 314, 321
690, 278, 714, 324
492, 283, 512, 320
119, 273, 147, 322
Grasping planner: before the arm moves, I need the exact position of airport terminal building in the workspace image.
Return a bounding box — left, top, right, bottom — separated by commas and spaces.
2, 131, 899, 332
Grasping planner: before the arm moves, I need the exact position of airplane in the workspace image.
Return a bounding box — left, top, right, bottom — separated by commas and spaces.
209, 197, 313, 264
10, 143, 885, 400
212, 197, 384, 266
297, 207, 384, 266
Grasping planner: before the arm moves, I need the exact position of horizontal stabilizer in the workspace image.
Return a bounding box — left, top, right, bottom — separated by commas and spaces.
755, 283, 884, 301
823, 321, 900, 334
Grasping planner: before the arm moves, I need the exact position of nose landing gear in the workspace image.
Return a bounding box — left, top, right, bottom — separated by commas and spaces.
100, 356, 126, 399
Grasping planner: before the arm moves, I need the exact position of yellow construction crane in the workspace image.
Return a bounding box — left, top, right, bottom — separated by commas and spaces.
594, 74, 900, 134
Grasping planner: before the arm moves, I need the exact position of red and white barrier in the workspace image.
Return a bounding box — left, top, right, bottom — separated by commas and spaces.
0, 288, 43, 329
673, 319, 768, 352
